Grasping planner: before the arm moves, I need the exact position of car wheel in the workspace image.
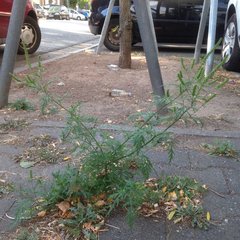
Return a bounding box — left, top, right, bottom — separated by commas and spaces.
222, 14, 240, 71
104, 18, 120, 52
77, 16, 80, 20
18, 16, 41, 55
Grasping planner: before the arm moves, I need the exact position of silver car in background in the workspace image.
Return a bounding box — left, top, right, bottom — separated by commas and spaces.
222, 0, 240, 71
68, 8, 85, 20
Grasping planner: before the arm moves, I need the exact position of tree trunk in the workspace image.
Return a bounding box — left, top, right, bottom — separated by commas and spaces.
119, 0, 132, 69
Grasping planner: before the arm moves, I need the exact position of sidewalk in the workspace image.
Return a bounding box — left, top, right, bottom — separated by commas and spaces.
0, 120, 239, 240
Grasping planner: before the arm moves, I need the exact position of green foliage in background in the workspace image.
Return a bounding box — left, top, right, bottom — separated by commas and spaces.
68, 0, 90, 9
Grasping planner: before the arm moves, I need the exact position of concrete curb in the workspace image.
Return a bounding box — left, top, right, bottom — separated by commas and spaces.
31, 120, 240, 139
14, 38, 99, 74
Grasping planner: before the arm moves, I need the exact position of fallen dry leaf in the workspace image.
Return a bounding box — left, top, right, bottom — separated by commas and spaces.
63, 156, 71, 161
37, 210, 47, 217
168, 191, 177, 201
206, 211, 211, 221
174, 217, 182, 224
167, 210, 176, 220
83, 222, 94, 231
56, 201, 71, 214
95, 200, 106, 207
92, 193, 107, 202
179, 189, 184, 197
162, 186, 167, 193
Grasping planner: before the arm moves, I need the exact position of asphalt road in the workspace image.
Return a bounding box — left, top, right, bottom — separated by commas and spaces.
37, 18, 99, 54
0, 18, 99, 63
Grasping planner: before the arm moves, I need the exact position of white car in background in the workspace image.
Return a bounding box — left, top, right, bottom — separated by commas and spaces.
68, 8, 85, 20
222, 0, 240, 71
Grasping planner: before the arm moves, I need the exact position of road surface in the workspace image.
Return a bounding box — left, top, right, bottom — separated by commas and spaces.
0, 18, 100, 67
37, 18, 99, 54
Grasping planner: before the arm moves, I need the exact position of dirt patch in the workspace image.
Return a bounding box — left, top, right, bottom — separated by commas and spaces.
2, 50, 240, 130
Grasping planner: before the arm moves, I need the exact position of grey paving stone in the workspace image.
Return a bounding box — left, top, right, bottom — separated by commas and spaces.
184, 168, 229, 194
166, 223, 195, 240
0, 199, 16, 234
0, 155, 16, 170
100, 213, 166, 240
222, 169, 240, 194
154, 167, 229, 194
194, 218, 240, 240
189, 151, 240, 170
29, 127, 63, 138
1, 121, 240, 239
203, 192, 240, 220
147, 149, 191, 168
0, 145, 23, 155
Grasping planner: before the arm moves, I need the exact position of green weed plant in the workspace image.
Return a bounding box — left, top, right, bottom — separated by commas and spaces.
13, 48, 226, 239
9, 98, 35, 111
201, 140, 239, 158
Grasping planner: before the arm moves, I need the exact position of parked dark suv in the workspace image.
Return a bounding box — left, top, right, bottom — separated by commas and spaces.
89, 0, 228, 51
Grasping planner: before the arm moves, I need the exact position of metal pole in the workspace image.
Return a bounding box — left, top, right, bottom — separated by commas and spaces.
194, 0, 210, 63
133, 0, 165, 98
0, 0, 27, 108
96, 0, 115, 54
205, 0, 218, 76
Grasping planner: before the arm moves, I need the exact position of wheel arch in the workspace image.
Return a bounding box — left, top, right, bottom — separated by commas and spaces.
27, 10, 38, 22
99, 14, 119, 34
226, 4, 240, 48
99, 14, 139, 42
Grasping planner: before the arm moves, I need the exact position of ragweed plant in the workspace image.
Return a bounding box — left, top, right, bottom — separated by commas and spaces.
12, 47, 227, 239
9, 98, 35, 111
201, 140, 239, 158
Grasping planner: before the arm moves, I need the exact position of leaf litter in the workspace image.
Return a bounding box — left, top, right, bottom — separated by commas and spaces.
14, 134, 72, 167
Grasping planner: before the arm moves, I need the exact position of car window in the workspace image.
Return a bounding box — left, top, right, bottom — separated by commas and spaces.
50, 6, 60, 11
178, 0, 203, 21
158, 0, 178, 19
149, 0, 158, 18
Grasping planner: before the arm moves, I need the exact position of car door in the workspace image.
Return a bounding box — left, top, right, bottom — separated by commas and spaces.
0, 0, 12, 38
69, 9, 73, 18
178, 0, 228, 43
151, 0, 184, 43
178, 0, 203, 43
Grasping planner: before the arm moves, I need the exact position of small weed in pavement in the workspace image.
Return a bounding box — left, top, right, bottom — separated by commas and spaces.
201, 140, 239, 158
0, 179, 14, 199
141, 177, 208, 228
15, 171, 208, 238
0, 119, 29, 133
9, 98, 35, 111
15, 228, 39, 240
15, 134, 70, 165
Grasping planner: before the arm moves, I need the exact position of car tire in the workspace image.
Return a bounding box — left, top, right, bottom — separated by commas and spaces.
104, 18, 120, 52
18, 16, 41, 55
77, 16, 80, 20
222, 14, 240, 71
